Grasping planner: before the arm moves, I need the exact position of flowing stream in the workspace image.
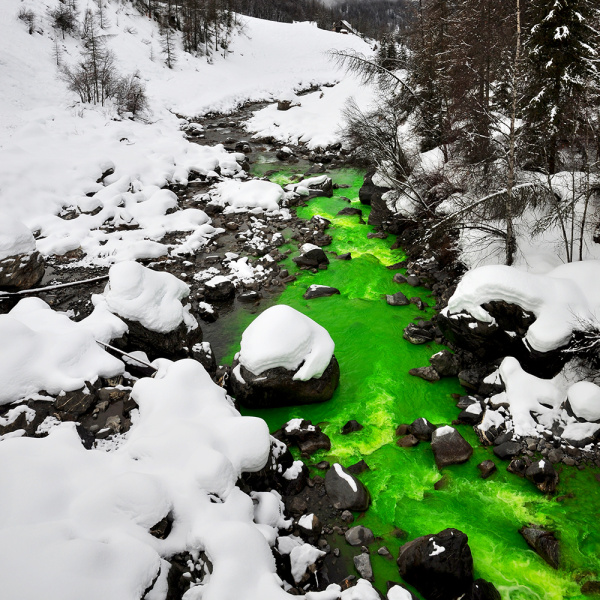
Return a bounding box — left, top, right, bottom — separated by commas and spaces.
204, 154, 600, 599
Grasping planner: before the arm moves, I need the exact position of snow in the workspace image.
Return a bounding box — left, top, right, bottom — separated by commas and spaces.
568, 381, 600, 422
212, 180, 284, 213
290, 544, 325, 583
333, 463, 357, 492
445, 261, 600, 353
298, 514, 315, 530
0, 214, 36, 260
339, 580, 380, 600
433, 425, 454, 438
238, 305, 335, 381
429, 539, 445, 557
94, 261, 197, 333
283, 461, 305, 481
0, 297, 124, 405
388, 586, 413, 600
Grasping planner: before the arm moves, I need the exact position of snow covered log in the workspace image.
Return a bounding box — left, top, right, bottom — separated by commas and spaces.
228, 305, 340, 408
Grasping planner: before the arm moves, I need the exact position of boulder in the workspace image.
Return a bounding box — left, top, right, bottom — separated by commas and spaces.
519, 526, 560, 569
228, 356, 340, 409
465, 579, 502, 600
204, 276, 235, 302
397, 434, 420, 448
409, 366, 441, 382
0, 251, 45, 291
303, 285, 340, 300
403, 323, 435, 345
387, 291, 410, 306
354, 553, 373, 580
345, 525, 375, 547
525, 460, 559, 494
397, 528, 474, 600
341, 420, 363, 435
429, 350, 460, 377
493, 441, 522, 460
409, 418, 437, 441
477, 460, 497, 479
55, 388, 96, 417
337, 207, 364, 222
431, 426, 473, 469
325, 463, 371, 511
293, 244, 330, 270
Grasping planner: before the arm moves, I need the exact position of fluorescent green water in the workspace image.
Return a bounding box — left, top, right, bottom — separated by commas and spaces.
220, 165, 600, 599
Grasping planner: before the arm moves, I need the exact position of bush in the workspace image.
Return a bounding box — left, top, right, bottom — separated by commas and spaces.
49, 3, 78, 38
17, 7, 36, 34
114, 72, 148, 116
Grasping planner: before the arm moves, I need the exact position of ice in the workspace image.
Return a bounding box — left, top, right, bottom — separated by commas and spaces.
238, 305, 335, 381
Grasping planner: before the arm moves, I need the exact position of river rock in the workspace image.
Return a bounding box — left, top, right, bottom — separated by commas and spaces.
325, 463, 371, 511
525, 460, 559, 494
409, 366, 441, 382
341, 420, 363, 434
493, 441, 522, 460
403, 323, 435, 344
0, 250, 45, 291
387, 291, 410, 306
347, 459, 370, 475
397, 434, 419, 447
457, 402, 483, 425
303, 285, 340, 300
55, 388, 96, 417
429, 350, 460, 377
466, 579, 502, 600
293, 244, 329, 269
228, 355, 340, 409
337, 207, 364, 222
397, 528, 474, 600
519, 526, 560, 569
204, 276, 235, 302
409, 418, 437, 441
431, 426, 473, 469
477, 460, 497, 479
336, 252, 352, 260
354, 553, 373, 580
345, 525, 375, 546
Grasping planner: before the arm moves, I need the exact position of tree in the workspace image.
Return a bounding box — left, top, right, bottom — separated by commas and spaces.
49, 1, 78, 39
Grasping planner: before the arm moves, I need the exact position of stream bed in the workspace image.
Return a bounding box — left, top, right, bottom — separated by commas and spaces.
201, 154, 600, 599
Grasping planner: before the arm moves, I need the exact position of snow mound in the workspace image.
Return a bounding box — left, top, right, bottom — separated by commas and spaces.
0, 214, 36, 260
568, 381, 600, 422
445, 261, 600, 352
212, 179, 285, 213
95, 261, 197, 333
0, 297, 124, 405
239, 305, 335, 381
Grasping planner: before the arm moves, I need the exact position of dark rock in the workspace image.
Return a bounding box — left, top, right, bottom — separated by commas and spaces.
337, 207, 364, 222
367, 231, 388, 239
386, 291, 410, 306
409, 366, 441, 382
341, 420, 363, 435
397, 434, 420, 448
406, 275, 421, 287
477, 460, 497, 479
347, 459, 370, 475
465, 579, 502, 600
191, 342, 217, 377
519, 526, 560, 569
345, 525, 374, 546
393, 273, 408, 284
353, 553, 373, 580
303, 285, 340, 300
358, 170, 390, 208
525, 460, 559, 494
274, 419, 331, 456
229, 354, 339, 409
0, 250, 45, 291
409, 418, 437, 441
315, 461, 330, 470
431, 426, 473, 469
457, 395, 482, 410
204, 277, 235, 302
55, 388, 95, 416
293, 246, 330, 270
457, 403, 483, 425
493, 441, 522, 460
277, 99, 293, 111
397, 528, 474, 600
325, 463, 371, 511
493, 432, 513, 445
403, 323, 435, 345
430, 350, 460, 377
507, 458, 531, 477
396, 424, 409, 436
336, 253, 352, 260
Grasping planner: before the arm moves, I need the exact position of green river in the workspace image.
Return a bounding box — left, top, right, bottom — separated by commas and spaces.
215, 161, 600, 599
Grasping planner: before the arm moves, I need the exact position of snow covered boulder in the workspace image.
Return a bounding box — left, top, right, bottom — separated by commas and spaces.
94, 261, 201, 360
397, 529, 478, 600
212, 179, 284, 213
566, 381, 600, 423
204, 275, 235, 302
0, 215, 45, 291
293, 243, 330, 270
431, 426, 473, 469
228, 305, 339, 408
325, 463, 371, 511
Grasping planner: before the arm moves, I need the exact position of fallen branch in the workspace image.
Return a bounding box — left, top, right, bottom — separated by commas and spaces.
96, 340, 157, 372
0, 275, 109, 300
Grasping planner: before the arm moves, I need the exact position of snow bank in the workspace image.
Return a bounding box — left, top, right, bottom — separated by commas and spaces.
0, 297, 124, 405
445, 261, 600, 353
95, 261, 197, 333
212, 179, 285, 213
239, 305, 335, 381
0, 214, 36, 260
567, 381, 600, 422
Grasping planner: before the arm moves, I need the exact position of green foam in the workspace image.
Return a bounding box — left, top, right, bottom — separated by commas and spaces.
217, 165, 600, 599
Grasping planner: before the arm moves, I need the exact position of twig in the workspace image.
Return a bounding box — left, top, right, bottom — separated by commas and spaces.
95, 340, 157, 372
0, 275, 109, 300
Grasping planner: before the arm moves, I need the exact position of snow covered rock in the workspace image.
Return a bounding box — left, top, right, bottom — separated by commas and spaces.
228, 305, 340, 408
0, 297, 124, 406
0, 215, 45, 290
293, 243, 330, 270
397, 528, 476, 600
566, 381, 600, 422
431, 426, 473, 469
324, 463, 370, 511
525, 459, 559, 494
94, 261, 201, 359
212, 179, 284, 213
275, 418, 331, 455
303, 284, 340, 300
204, 274, 236, 302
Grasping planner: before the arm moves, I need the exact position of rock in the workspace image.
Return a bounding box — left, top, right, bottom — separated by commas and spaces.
228, 356, 340, 409
293, 245, 330, 270
277, 99, 293, 111
519, 526, 560, 569
408, 418, 437, 441
393, 273, 408, 284
507, 458, 531, 477
347, 459, 370, 475
55, 388, 95, 417
204, 276, 235, 302
465, 579, 502, 600
525, 460, 559, 494
336, 253, 352, 260
303, 285, 340, 300
409, 366, 441, 382
300, 176, 334, 198
457, 403, 483, 426
354, 553, 373, 580
378, 546, 392, 558
386, 291, 410, 306
581, 581, 600, 595
345, 526, 375, 547
397, 434, 419, 448
477, 460, 497, 479
325, 463, 371, 511
337, 207, 364, 221
276, 147, 294, 160
493, 441, 522, 460
341, 420, 363, 435
406, 275, 421, 287
429, 350, 460, 377
403, 323, 435, 345
191, 342, 217, 377
431, 426, 473, 469
274, 419, 331, 456
397, 528, 474, 600
0, 250, 45, 291
341, 510, 354, 523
